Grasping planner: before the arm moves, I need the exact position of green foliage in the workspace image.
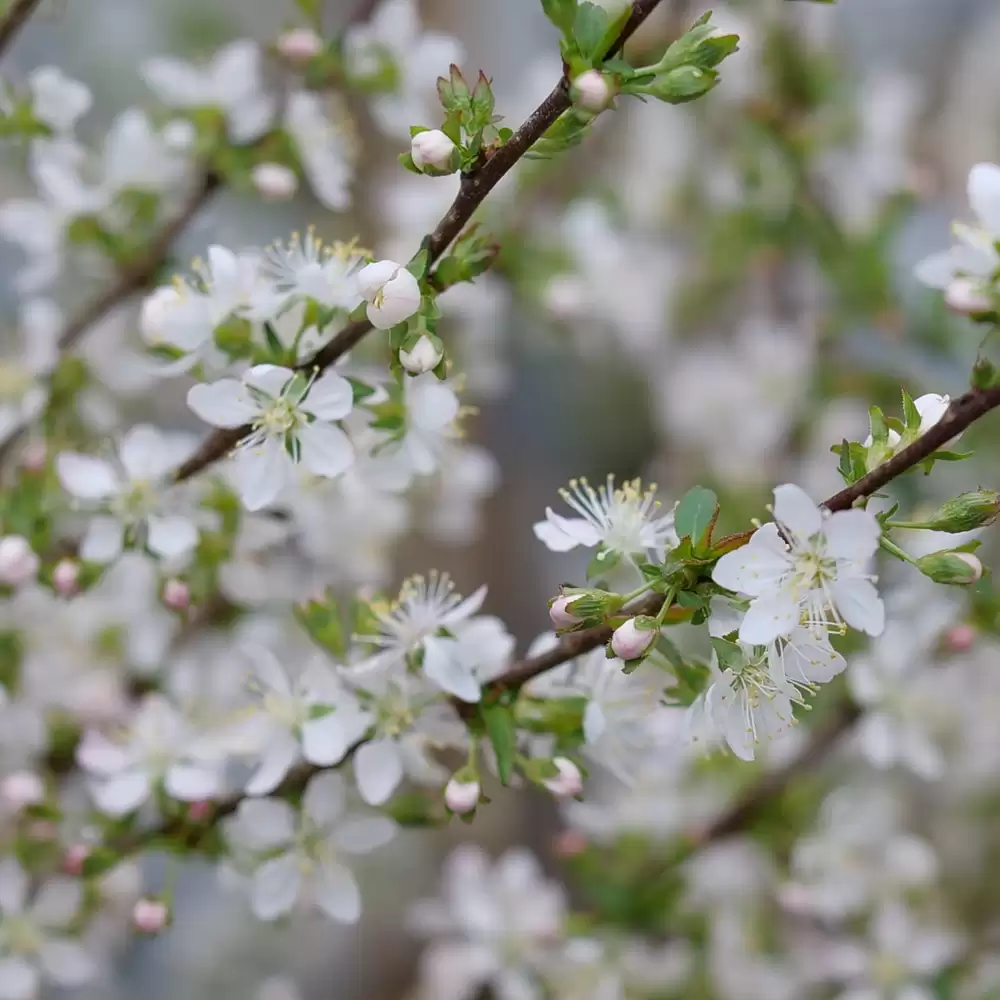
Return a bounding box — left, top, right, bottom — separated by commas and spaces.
674, 486, 719, 551
481, 699, 518, 785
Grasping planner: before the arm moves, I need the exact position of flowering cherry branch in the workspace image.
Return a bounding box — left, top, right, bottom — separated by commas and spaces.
168, 0, 668, 485
0, 0, 43, 57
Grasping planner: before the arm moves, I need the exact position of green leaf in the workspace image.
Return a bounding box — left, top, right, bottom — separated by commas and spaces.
481, 702, 518, 785
347, 376, 375, 403
406, 248, 431, 280
262, 322, 285, 361
674, 486, 718, 547
573, 1, 611, 61
541, 0, 578, 35
295, 0, 322, 24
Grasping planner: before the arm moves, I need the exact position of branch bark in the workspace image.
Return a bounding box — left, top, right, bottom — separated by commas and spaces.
0, 0, 42, 57
170, 0, 667, 485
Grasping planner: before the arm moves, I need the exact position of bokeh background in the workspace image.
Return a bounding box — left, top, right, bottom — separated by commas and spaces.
5, 0, 1000, 998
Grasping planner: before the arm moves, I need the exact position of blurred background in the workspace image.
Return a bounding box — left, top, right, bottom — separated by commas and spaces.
5, 0, 1000, 998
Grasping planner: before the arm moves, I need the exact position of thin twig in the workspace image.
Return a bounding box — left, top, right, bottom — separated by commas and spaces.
170, 0, 667, 485
0, 0, 42, 58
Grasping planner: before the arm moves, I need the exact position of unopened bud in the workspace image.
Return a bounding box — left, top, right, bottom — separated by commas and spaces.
357, 260, 422, 330
140, 286, 183, 345
162, 579, 190, 612
916, 550, 983, 586
0, 536, 39, 587
251, 163, 298, 202
410, 129, 458, 174
553, 830, 588, 857
542, 757, 583, 798
399, 334, 443, 375
610, 616, 657, 660
923, 491, 1000, 533
572, 70, 614, 112
1, 771, 44, 810
63, 844, 90, 876
444, 774, 480, 815
276, 27, 324, 65
945, 278, 992, 316
53, 559, 79, 597
549, 595, 583, 630
945, 623, 976, 653
187, 800, 213, 822
133, 899, 169, 934
913, 392, 951, 437
21, 441, 46, 472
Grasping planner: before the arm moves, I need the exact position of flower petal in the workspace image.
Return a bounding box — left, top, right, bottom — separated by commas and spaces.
56, 453, 120, 500
146, 514, 198, 560
772, 484, 822, 542
297, 421, 355, 478
314, 860, 361, 923
331, 816, 396, 855
353, 737, 403, 805
229, 797, 296, 851
0, 957, 38, 1000
738, 593, 800, 645
38, 940, 94, 987
119, 424, 176, 482
92, 771, 151, 816
823, 508, 881, 563
165, 763, 219, 802
969, 162, 1000, 233
187, 379, 259, 428
409, 374, 458, 430
423, 635, 481, 703
830, 577, 885, 636
302, 770, 346, 828
80, 516, 124, 564
244, 364, 294, 399
251, 853, 301, 921
301, 713, 350, 767
245, 735, 299, 796
712, 526, 789, 597
301, 371, 354, 421
231, 436, 291, 511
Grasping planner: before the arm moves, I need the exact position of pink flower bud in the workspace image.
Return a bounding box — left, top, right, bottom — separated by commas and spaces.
133, 899, 169, 934
945, 623, 976, 652
162, 579, 191, 612
549, 595, 582, 630
610, 617, 656, 660
572, 70, 613, 112
553, 830, 588, 857
251, 163, 299, 202
542, 757, 583, 798
0, 536, 39, 587
63, 844, 90, 876
410, 129, 458, 173
21, 441, 46, 472
53, 559, 79, 597
1, 771, 45, 810
945, 278, 992, 316
444, 775, 480, 815
276, 27, 324, 64
187, 800, 213, 822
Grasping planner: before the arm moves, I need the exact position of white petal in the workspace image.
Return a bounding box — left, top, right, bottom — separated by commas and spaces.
246, 645, 293, 696
858, 713, 897, 768
440, 584, 488, 626
56, 452, 119, 500
547, 510, 603, 548
75, 730, 128, 776
80, 516, 124, 563
245, 735, 299, 796
738, 593, 800, 645
969, 162, 1000, 233
301, 371, 354, 420
409, 375, 458, 430
119, 424, 175, 482
0, 858, 27, 914
230, 797, 296, 850
297, 421, 355, 478
92, 771, 151, 815
914, 249, 962, 289
914, 392, 951, 436
712, 529, 790, 597
708, 596, 745, 637
165, 763, 219, 801
30, 879, 80, 929
302, 770, 347, 827
353, 738, 403, 805
0, 958, 37, 1000
38, 940, 94, 987
314, 860, 361, 923
231, 437, 291, 511
532, 519, 580, 552
251, 853, 301, 921
772, 484, 822, 542
823, 509, 881, 562
583, 701, 606, 744
141, 57, 204, 106
301, 713, 350, 767
777, 630, 846, 685
830, 578, 885, 636
187, 379, 259, 428
423, 635, 481, 703
244, 364, 293, 399
331, 817, 396, 854
146, 515, 198, 560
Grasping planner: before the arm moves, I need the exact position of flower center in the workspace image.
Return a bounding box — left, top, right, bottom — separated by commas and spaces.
112, 480, 156, 523
262, 691, 305, 728
258, 398, 300, 437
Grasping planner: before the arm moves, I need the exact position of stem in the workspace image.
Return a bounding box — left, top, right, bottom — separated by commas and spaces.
879, 535, 917, 565
0, 0, 42, 59
170, 0, 668, 485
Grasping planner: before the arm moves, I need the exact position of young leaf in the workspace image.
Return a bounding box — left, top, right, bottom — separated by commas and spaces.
573, 1, 610, 62
674, 486, 719, 547
481, 701, 518, 785
541, 0, 578, 35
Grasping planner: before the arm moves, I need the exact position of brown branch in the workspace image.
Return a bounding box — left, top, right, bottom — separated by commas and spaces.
0, 0, 42, 57
170, 0, 667, 485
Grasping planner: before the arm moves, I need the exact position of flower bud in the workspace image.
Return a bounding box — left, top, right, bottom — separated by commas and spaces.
914, 393, 951, 436
610, 617, 657, 660
162, 119, 196, 152
542, 757, 583, 798
399, 334, 443, 375
922, 491, 1000, 533
543, 275, 587, 323
63, 844, 90, 876
549, 595, 583, 630
945, 278, 992, 316
187, 800, 213, 822
916, 550, 983, 586
251, 163, 298, 202
572, 70, 614, 112
21, 441, 46, 472
945, 623, 976, 653
140, 286, 183, 345
444, 774, 480, 815
1, 771, 44, 811
133, 899, 169, 934
276, 27, 324, 65
0, 536, 39, 587
357, 260, 422, 330
553, 830, 588, 857
53, 559, 79, 597
162, 579, 191, 612
410, 129, 458, 174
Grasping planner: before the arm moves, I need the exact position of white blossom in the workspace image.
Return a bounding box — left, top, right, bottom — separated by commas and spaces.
251, 163, 298, 201
187, 364, 355, 511
259, 230, 365, 313
284, 91, 355, 211
357, 259, 422, 329
27, 67, 91, 134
